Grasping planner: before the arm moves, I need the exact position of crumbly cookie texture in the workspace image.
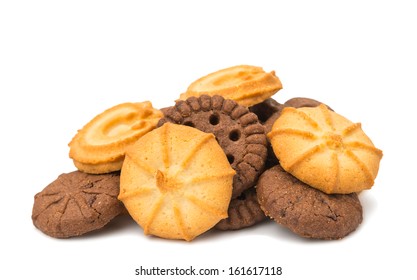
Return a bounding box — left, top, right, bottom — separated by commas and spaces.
118, 123, 235, 241
257, 165, 363, 240
179, 65, 282, 107
69, 101, 162, 174
268, 104, 383, 194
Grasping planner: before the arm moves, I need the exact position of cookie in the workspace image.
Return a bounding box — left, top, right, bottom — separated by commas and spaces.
179, 65, 283, 107
32, 171, 124, 238
250, 98, 285, 169
249, 98, 285, 123
263, 97, 332, 133
215, 187, 266, 231
284, 97, 330, 110
257, 165, 363, 240
158, 95, 268, 198
268, 104, 383, 194
69, 101, 162, 174
257, 98, 330, 169
118, 123, 235, 241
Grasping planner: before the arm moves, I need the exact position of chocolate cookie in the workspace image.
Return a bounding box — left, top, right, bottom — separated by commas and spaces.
158, 95, 267, 198
283, 97, 328, 110
215, 188, 266, 231
249, 98, 285, 123
257, 165, 363, 240
32, 171, 124, 238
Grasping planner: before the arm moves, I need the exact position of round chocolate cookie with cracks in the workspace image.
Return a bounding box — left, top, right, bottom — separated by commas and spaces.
257, 165, 363, 240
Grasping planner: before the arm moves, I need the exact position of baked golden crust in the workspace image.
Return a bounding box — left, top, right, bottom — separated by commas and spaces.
118, 123, 235, 241
179, 65, 282, 107
268, 104, 383, 194
69, 101, 162, 174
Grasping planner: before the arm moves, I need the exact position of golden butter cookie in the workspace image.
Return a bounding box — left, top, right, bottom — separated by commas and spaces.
252, 97, 331, 169
69, 101, 162, 174
118, 123, 235, 241
179, 65, 282, 107
268, 104, 383, 194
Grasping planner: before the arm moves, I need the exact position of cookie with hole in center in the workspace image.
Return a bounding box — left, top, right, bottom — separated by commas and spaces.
158, 95, 268, 198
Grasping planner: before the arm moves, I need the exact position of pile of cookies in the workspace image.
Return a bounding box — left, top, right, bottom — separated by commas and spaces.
32, 65, 383, 241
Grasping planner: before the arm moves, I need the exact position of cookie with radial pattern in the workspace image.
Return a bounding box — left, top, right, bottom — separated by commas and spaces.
267, 104, 383, 194
260, 97, 333, 169
257, 165, 363, 240
215, 187, 266, 231
158, 95, 268, 198
32, 171, 124, 238
118, 123, 235, 241
263, 97, 332, 134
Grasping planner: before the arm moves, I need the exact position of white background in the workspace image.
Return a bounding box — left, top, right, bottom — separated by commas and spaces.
1, 1, 416, 279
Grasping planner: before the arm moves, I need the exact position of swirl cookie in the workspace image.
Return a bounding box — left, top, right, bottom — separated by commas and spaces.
179, 65, 283, 107
118, 123, 235, 241
268, 104, 383, 194
158, 95, 268, 198
69, 101, 162, 174
257, 165, 363, 240
32, 171, 124, 238
215, 187, 266, 231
